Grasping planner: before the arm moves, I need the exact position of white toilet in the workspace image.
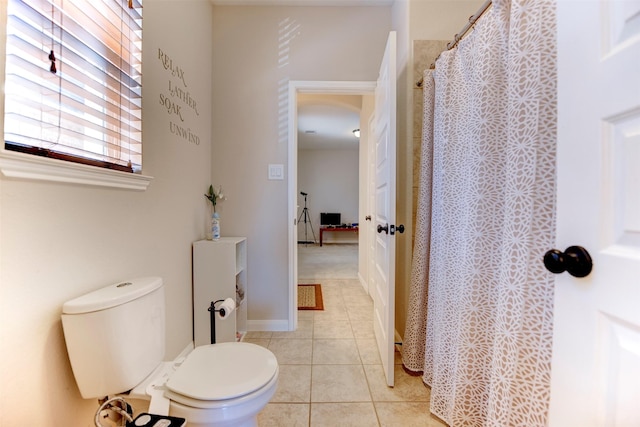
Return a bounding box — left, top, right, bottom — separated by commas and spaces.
61, 277, 278, 427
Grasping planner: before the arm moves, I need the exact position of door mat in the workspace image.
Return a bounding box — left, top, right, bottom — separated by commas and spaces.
298, 284, 324, 310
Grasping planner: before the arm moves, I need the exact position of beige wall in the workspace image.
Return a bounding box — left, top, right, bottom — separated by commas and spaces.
298, 149, 360, 242
0, 0, 213, 424
211, 5, 392, 324
208, 0, 484, 338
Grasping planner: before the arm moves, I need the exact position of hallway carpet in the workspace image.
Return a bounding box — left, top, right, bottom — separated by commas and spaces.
297, 243, 358, 280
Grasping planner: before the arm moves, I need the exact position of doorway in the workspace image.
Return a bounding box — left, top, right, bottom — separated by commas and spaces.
297, 93, 361, 246
287, 81, 375, 331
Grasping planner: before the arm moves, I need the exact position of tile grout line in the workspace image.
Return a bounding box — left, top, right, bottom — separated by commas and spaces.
349, 290, 381, 426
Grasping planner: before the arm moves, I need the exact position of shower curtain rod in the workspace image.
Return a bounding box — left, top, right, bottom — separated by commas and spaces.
416, 0, 493, 88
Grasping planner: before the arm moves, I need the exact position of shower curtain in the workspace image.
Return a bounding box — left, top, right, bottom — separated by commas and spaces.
402, 1, 556, 426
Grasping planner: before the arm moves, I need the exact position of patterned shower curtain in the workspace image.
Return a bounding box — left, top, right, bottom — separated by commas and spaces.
402, 1, 557, 426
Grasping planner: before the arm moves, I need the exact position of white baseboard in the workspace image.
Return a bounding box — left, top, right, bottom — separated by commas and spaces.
321, 239, 358, 245
247, 319, 290, 332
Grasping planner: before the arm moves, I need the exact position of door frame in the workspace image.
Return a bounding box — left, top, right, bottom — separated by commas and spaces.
287, 80, 376, 331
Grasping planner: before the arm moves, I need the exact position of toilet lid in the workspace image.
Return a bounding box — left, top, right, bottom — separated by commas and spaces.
166, 342, 278, 401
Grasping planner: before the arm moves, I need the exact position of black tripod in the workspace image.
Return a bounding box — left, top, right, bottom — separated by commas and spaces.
297, 192, 316, 245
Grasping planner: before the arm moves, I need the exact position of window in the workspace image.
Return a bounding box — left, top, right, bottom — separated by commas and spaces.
3, 0, 143, 174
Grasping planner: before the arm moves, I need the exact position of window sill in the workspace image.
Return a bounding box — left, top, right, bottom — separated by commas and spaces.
0, 150, 153, 191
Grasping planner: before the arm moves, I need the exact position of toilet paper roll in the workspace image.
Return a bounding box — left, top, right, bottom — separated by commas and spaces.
217, 297, 236, 320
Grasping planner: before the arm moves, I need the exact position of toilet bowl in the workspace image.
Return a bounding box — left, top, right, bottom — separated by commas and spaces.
134, 342, 279, 427
61, 277, 279, 427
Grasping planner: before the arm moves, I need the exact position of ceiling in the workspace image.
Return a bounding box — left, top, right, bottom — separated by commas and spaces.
297, 94, 362, 151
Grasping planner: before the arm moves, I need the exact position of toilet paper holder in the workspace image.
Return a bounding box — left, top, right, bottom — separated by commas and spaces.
207, 298, 235, 344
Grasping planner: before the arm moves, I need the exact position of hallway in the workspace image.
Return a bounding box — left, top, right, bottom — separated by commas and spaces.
246, 244, 446, 426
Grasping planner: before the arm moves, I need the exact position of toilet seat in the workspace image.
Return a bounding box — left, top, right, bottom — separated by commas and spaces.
165, 342, 278, 409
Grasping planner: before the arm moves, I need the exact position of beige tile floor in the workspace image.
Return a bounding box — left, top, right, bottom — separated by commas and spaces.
245, 244, 447, 427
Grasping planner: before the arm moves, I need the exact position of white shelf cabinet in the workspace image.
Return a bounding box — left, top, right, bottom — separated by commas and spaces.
192, 238, 247, 346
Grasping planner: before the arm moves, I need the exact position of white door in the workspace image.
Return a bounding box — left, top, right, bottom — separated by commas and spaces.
549, 1, 640, 426
372, 31, 397, 387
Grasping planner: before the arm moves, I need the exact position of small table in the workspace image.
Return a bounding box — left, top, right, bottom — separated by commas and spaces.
319, 226, 358, 246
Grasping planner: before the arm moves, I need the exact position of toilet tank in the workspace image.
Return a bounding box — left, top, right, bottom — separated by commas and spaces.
61, 277, 165, 399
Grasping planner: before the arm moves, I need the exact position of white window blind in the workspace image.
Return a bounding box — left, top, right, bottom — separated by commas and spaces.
3, 0, 143, 173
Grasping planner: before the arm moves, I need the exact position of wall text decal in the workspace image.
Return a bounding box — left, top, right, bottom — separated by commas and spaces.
158, 48, 201, 145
